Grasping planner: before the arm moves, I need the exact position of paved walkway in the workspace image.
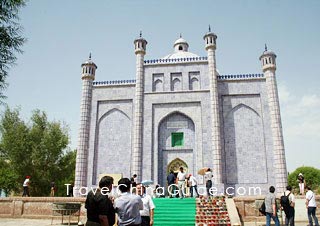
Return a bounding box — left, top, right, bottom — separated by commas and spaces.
0, 218, 85, 226
0, 198, 312, 226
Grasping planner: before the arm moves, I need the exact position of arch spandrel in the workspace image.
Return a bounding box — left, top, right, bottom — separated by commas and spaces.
98, 108, 130, 123
226, 103, 260, 118
157, 110, 196, 129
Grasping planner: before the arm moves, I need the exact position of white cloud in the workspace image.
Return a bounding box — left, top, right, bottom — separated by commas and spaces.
278, 83, 320, 171
278, 83, 290, 103
279, 84, 320, 138
300, 94, 320, 108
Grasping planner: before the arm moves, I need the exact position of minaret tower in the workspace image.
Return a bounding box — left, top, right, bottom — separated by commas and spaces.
204, 26, 223, 185
132, 32, 147, 182
259, 45, 287, 192
74, 54, 97, 196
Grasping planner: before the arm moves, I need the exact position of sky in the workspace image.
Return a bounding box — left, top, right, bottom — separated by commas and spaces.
4, 0, 320, 172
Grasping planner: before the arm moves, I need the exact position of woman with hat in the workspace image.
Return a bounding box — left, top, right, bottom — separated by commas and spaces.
297, 173, 305, 195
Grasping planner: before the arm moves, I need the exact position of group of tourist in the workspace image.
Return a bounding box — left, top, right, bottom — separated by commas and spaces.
167, 167, 213, 198
264, 181, 318, 226
22, 170, 318, 226
85, 176, 155, 226
84, 166, 208, 226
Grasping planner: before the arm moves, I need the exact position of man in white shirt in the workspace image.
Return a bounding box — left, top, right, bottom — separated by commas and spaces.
136, 184, 155, 226
188, 174, 199, 197
305, 185, 319, 226
22, 176, 30, 197
176, 167, 186, 199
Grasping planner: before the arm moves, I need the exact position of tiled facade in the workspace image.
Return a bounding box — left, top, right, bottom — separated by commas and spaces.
75, 32, 287, 196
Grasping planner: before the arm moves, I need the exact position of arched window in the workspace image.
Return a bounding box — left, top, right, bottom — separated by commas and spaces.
153, 79, 163, 92
179, 45, 183, 51
190, 77, 199, 90
171, 78, 181, 91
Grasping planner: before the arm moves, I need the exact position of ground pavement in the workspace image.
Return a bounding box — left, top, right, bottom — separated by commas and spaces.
0, 198, 312, 226
0, 218, 86, 226
0, 218, 311, 226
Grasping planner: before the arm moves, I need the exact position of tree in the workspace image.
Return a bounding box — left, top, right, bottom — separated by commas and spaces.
0, 158, 19, 195
0, 106, 28, 194
55, 149, 76, 196
288, 166, 320, 193
0, 107, 75, 196
0, 0, 26, 102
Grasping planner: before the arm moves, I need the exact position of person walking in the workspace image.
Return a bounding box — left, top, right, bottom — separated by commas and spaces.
282, 185, 295, 226
205, 168, 213, 196
22, 176, 30, 197
85, 176, 115, 226
188, 174, 199, 198
167, 170, 176, 198
297, 173, 305, 195
206, 175, 213, 197
114, 178, 143, 226
50, 181, 56, 197
265, 186, 280, 226
176, 167, 186, 199
136, 184, 155, 226
305, 185, 319, 226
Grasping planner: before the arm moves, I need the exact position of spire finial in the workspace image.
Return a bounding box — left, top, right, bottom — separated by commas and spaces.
179, 33, 182, 38
89, 52, 91, 60
265, 44, 268, 52
209, 25, 211, 32
140, 31, 142, 38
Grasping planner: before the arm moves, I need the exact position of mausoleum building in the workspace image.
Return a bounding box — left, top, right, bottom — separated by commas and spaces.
74, 29, 288, 195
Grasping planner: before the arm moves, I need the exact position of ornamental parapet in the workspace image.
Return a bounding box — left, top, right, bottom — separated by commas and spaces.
93, 74, 265, 87
93, 80, 136, 86
144, 56, 208, 65
218, 74, 264, 80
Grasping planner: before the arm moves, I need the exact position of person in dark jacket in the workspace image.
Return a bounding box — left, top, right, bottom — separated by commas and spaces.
167, 171, 176, 198
282, 185, 295, 226
85, 176, 115, 226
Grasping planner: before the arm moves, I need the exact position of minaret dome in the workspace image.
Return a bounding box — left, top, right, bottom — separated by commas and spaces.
81, 53, 97, 80
134, 31, 147, 55
203, 25, 217, 50
259, 44, 277, 72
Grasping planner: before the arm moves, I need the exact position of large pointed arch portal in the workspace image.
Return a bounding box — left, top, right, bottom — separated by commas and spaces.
92, 108, 131, 184
158, 111, 195, 186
